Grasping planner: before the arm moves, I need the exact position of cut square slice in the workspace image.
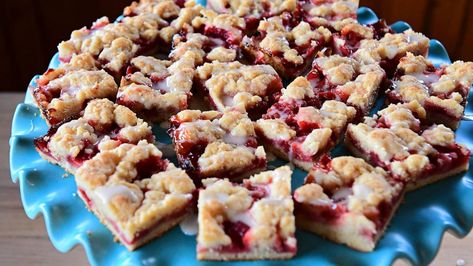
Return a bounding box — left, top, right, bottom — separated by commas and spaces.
205, 0, 298, 31
332, 20, 393, 56
34, 99, 154, 174
387, 52, 473, 129
294, 155, 405, 252
124, 0, 183, 18
195, 61, 283, 119
197, 166, 296, 260
31, 54, 118, 126
300, 0, 359, 29
307, 55, 386, 117
352, 29, 430, 77
191, 9, 247, 48
345, 101, 470, 190
58, 14, 168, 75
117, 55, 197, 122
75, 140, 196, 251
169, 110, 266, 182
242, 15, 332, 79
124, 0, 204, 45
170, 31, 239, 63
256, 78, 357, 171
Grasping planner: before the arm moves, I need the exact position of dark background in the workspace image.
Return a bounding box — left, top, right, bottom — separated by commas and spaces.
1, 0, 472, 92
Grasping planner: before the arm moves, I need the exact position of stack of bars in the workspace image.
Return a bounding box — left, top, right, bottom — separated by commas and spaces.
30, 0, 473, 260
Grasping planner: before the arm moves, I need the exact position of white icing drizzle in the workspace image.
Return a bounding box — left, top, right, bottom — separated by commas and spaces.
352, 183, 373, 200
230, 211, 255, 227
222, 133, 248, 146
180, 212, 198, 236
332, 187, 353, 202
201, 192, 230, 203
60, 86, 80, 97
410, 72, 439, 85
152, 78, 171, 93
222, 95, 234, 107
95, 184, 139, 205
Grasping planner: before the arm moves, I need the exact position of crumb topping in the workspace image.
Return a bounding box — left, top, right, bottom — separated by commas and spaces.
35, 69, 118, 125
205, 0, 296, 18
315, 55, 359, 85
294, 156, 401, 215
421, 125, 455, 147
196, 61, 281, 112
198, 166, 295, 249
256, 119, 296, 141
76, 140, 195, 236
354, 30, 429, 65
46, 99, 152, 165
280, 77, 315, 101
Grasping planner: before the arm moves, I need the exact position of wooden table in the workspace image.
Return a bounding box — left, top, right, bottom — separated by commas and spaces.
0, 92, 471, 265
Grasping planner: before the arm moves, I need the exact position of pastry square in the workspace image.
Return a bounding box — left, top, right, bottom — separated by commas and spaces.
34, 99, 153, 174
307, 55, 386, 117
353, 29, 430, 77
192, 9, 247, 48
242, 15, 332, 79
332, 20, 393, 56
300, 0, 359, 29
294, 156, 405, 252
124, 0, 204, 45
124, 0, 183, 18
387, 52, 473, 129
75, 140, 196, 251
205, 0, 297, 31
117, 55, 197, 122
170, 32, 237, 63
31, 54, 118, 126
169, 110, 267, 182
197, 166, 296, 260
345, 101, 471, 190
256, 78, 357, 171
195, 61, 283, 119
58, 13, 167, 75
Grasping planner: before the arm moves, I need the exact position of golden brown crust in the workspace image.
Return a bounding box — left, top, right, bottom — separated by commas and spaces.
196, 61, 280, 113
37, 99, 153, 174
33, 69, 118, 125
354, 30, 429, 65
75, 140, 195, 249
171, 110, 266, 178
294, 155, 404, 252
197, 166, 296, 260
205, 0, 296, 18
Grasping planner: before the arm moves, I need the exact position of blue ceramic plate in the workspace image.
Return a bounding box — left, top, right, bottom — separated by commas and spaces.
9, 7, 473, 266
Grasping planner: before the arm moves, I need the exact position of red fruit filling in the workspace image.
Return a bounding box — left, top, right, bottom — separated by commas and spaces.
170, 122, 265, 182
346, 131, 470, 182
333, 20, 393, 56
34, 119, 153, 169
79, 186, 192, 245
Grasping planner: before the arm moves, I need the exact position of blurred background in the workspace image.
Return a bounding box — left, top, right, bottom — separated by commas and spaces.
0, 0, 472, 92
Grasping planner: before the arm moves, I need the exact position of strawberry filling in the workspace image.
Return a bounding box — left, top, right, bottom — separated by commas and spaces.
171, 122, 265, 183
333, 20, 393, 56
34, 119, 153, 170
346, 131, 470, 182
200, 181, 296, 254
295, 162, 404, 237
79, 186, 192, 246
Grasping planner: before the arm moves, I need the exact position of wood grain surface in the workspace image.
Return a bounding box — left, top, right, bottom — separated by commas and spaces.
0, 92, 472, 265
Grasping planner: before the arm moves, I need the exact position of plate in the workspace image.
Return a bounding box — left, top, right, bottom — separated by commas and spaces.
9, 7, 473, 266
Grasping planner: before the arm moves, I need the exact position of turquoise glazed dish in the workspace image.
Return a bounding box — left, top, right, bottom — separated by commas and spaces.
9, 7, 473, 266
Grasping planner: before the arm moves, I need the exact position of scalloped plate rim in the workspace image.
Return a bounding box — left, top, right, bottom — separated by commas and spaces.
9, 6, 473, 266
